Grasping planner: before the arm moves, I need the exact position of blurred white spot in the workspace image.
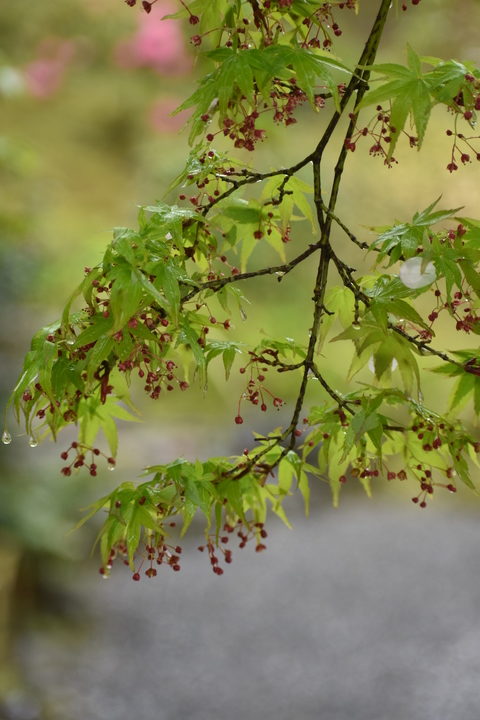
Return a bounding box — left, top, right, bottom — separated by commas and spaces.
0, 67, 25, 96
399, 257, 436, 289
368, 356, 398, 374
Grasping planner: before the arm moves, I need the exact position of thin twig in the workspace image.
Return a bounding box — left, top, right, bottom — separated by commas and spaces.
181, 239, 324, 303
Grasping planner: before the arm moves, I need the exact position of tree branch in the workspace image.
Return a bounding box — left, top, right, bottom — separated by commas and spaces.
181, 238, 324, 303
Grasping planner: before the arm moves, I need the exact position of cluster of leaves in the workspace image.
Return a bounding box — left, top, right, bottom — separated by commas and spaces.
83, 444, 299, 578
7, 179, 314, 467
6, 0, 480, 581
348, 46, 480, 167
168, 0, 359, 147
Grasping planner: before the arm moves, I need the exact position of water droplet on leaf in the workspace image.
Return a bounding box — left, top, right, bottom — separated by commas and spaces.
28, 435, 38, 448
2, 431, 12, 445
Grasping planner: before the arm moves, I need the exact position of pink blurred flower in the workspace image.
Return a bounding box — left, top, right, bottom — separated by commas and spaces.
149, 96, 189, 133
115, 2, 191, 75
24, 40, 75, 99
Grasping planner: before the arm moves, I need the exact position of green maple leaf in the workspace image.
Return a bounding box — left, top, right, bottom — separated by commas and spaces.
358, 45, 432, 158
176, 46, 350, 142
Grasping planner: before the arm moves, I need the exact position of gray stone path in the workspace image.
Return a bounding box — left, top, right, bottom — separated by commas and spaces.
16, 499, 480, 720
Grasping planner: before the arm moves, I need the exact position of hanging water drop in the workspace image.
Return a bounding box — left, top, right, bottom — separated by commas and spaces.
352, 322, 361, 330
108, 464, 116, 472
2, 431, 12, 445
28, 435, 38, 448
